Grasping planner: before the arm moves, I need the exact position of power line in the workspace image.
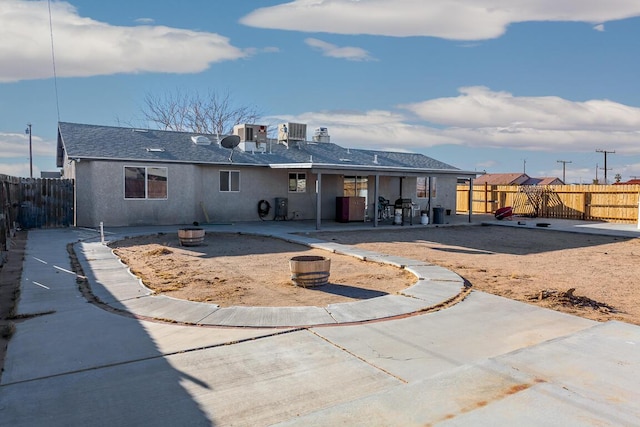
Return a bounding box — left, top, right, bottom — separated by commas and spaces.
26, 123, 33, 178
595, 149, 615, 184
48, 0, 61, 121
557, 160, 572, 183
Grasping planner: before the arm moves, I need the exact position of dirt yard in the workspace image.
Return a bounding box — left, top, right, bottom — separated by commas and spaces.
111, 226, 640, 325
314, 226, 640, 325
111, 233, 415, 307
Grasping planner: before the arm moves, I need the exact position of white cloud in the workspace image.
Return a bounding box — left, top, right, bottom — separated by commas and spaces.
135, 18, 155, 24
0, 131, 56, 177
0, 0, 247, 82
270, 87, 640, 154
304, 38, 375, 61
241, 0, 640, 40
0, 132, 55, 158
400, 86, 640, 131
476, 160, 499, 169
0, 161, 35, 177
593, 24, 605, 31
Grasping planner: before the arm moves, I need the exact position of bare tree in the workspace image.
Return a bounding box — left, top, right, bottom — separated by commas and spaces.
141, 89, 262, 136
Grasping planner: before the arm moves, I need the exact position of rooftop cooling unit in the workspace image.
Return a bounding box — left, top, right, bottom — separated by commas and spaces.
234, 124, 268, 153
278, 123, 307, 148
312, 127, 330, 143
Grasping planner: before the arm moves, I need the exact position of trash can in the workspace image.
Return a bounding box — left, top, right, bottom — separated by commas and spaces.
432, 207, 445, 224
275, 197, 288, 220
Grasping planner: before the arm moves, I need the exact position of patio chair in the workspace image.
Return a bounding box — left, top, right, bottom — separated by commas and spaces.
378, 196, 391, 220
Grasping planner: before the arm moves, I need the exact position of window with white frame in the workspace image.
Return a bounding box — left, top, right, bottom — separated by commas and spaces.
220, 170, 240, 192
288, 173, 306, 192
124, 166, 167, 199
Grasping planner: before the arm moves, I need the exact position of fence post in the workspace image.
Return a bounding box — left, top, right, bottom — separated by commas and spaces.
484, 183, 488, 213
637, 194, 640, 229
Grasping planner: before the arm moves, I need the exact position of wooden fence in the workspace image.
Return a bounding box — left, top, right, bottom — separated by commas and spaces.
1, 175, 74, 254
457, 184, 640, 223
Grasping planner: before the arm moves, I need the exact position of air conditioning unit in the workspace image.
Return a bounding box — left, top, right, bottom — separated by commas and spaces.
312, 127, 330, 143
234, 124, 268, 153
278, 123, 307, 148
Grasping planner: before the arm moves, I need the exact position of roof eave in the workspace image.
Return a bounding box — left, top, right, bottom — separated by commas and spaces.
270, 162, 478, 177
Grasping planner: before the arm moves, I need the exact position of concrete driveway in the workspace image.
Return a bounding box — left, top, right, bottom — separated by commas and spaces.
1, 220, 639, 426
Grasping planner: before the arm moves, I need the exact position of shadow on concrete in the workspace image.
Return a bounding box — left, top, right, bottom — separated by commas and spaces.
0, 230, 214, 426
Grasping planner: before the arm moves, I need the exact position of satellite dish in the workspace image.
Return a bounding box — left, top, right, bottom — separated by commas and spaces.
220, 135, 240, 149
220, 135, 240, 162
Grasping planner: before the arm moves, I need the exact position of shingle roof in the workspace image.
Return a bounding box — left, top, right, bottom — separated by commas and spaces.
57, 122, 470, 174
474, 173, 528, 185
524, 177, 564, 185
475, 173, 563, 185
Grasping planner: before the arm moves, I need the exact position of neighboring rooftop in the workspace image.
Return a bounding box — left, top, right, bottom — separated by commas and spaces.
474, 173, 564, 186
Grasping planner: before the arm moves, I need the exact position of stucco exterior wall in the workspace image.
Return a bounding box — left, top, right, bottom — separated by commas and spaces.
73, 159, 461, 227
75, 161, 198, 227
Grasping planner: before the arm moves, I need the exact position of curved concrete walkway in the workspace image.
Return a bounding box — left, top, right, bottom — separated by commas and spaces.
4, 218, 639, 426
74, 224, 468, 327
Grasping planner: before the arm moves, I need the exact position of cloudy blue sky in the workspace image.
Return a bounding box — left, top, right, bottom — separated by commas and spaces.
1, 0, 640, 183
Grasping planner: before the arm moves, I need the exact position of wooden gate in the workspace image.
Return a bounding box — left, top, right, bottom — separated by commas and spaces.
1, 175, 74, 234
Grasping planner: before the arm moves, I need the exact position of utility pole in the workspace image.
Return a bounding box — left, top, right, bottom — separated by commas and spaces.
596, 149, 615, 184
557, 160, 572, 183
25, 123, 33, 178
522, 159, 527, 174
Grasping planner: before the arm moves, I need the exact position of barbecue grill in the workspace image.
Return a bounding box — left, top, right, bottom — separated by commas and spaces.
394, 198, 413, 226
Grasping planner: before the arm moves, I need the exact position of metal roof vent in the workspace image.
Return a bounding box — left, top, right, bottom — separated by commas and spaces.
191, 135, 211, 145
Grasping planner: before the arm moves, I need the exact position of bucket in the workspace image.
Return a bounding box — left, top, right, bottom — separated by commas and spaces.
178, 227, 205, 246
421, 214, 429, 225
290, 255, 331, 287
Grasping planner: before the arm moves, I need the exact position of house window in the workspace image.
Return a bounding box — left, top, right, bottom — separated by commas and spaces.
417, 177, 427, 198
343, 176, 368, 197
289, 173, 306, 192
417, 177, 436, 199
124, 166, 167, 199
220, 170, 240, 192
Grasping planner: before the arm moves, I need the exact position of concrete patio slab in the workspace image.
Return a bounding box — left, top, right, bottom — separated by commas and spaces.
0, 330, 401, 427
401, 279, 465, 304
326, 294, 429, 323
315, 292, 597, 383
358, 254, 433, 268
199, 305, 337, 327
274, 357, 626, 427
111, 295, 220, 324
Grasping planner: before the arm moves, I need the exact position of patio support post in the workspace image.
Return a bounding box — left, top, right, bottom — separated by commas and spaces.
468, 177, 473, 223
373, 174, 379, 227
428, 177, 432, 218
316, 172, 322, 230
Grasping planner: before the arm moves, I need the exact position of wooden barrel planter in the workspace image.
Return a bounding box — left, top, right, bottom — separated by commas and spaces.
289, 255, 331, 287
178, 227, 205, 246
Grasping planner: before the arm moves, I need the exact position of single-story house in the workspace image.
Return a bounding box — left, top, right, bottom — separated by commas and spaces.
613, 179, 640, 185
474, 173, 564, 186
56, 122, 478, 228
